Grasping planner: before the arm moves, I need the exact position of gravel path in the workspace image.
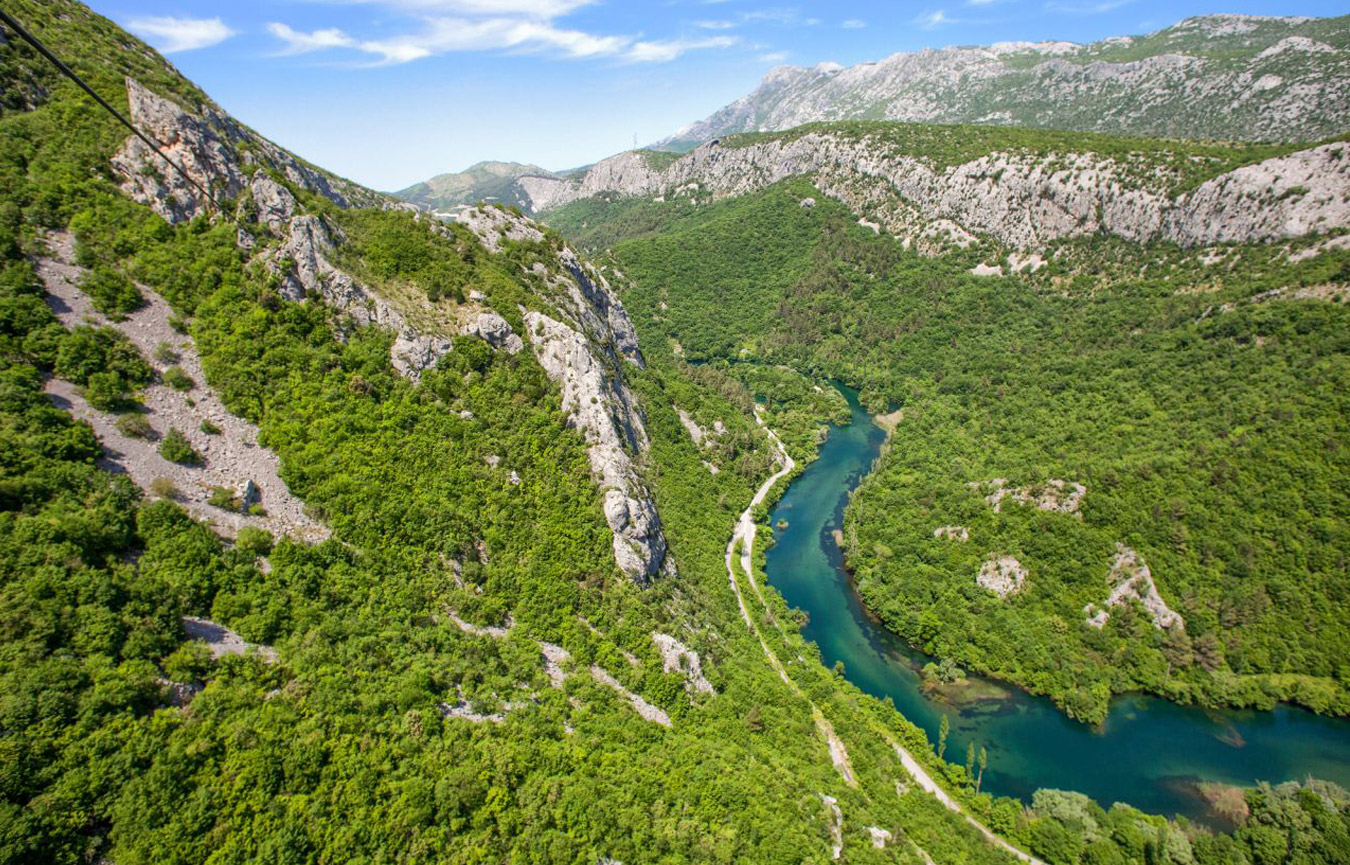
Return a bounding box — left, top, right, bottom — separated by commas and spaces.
37, 232, 328, 543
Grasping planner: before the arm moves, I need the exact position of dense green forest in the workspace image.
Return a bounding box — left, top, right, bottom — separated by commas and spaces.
548, 168, 1350, 727
3, 1, 1350, 863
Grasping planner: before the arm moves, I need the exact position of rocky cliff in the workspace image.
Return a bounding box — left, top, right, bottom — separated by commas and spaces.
659, 14, 1350, 147
109, 79, 671, 581
523, 129, 1350, 253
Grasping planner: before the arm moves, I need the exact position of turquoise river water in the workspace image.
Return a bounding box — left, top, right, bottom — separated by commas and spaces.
763, 384, 1350, 824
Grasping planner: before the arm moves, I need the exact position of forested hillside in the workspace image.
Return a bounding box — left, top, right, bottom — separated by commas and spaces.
3, 2, 1350, 864
547, 162, 1350, 726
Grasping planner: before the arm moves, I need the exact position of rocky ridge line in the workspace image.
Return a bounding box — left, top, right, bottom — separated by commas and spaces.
656, 14, 1350, 146
520, 133, 1350, 254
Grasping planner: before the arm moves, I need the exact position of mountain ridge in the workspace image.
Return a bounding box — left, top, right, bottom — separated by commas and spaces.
654, 13, 1350, 148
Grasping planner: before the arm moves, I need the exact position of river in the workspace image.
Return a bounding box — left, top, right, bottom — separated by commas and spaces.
763, 383, 1350, 824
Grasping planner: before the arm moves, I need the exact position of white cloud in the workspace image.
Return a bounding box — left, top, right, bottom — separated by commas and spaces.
125, 16, 235, 53
742, 8, 817, 26
353, 17, 628, 64
334, 0, 593, 16
625, 35, 738, 63
267, 22, 357, 55
914, 9, 952, 29
1043, 0, 1133, 12
841, 19, 867, 29
758, 51, 789, 63
269, 0, 741, 66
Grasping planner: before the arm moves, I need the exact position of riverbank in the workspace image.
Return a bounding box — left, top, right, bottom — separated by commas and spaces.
762, 382, 1350, 824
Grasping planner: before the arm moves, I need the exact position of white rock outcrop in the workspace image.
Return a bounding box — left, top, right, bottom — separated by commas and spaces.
111, 79, 365, 224
1085, 544, 1185, 631
463, 312, 524, 354
652, 633, 715, 696
527, 310, 669, 581
978, 555, 1028, 599
972, 478, 1087, 516
268, 216, 455, 380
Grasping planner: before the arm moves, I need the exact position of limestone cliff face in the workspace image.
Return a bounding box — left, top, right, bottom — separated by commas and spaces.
523, 132, 1350, 252
457, 209, 671, 581
110, 79, 373, 223
269, 214, 456, 380
108, 79, 670, 582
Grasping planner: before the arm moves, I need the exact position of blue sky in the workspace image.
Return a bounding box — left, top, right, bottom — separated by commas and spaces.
82, 0, 1346, 191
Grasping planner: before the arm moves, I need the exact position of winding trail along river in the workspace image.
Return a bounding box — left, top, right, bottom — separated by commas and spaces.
763, 384, 1350, 825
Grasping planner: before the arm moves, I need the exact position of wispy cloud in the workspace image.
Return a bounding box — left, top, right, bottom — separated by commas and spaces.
758, 51, 789, 63
741, 8, 819, 27
1043, 0, 1133, 13
695, 19, 736, 30
841, 19, 867, 29
334, 0, 594, 16
268, 14, 737, 65
267, 22, 357, 55
913, 9, 952, 29
626, 35, 739, 63
125, 16, 235, 53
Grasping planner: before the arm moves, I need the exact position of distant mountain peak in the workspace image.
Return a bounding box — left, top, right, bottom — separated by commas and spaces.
658, 12, 1350, 148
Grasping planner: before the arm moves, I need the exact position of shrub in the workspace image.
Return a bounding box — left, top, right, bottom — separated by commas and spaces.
207, 486, 239, 510
162, 366, 194, 391
152, 341, 180, 364
168, 314, 189, 334
84, 371, 132, 411
80, 265, 142, 319
148, 477, 179, 499
200, 419, 221, 435
115, 412, 154, 439
162, 641, 213, 683
159, 428, 201, 465
235, 526, 274, 557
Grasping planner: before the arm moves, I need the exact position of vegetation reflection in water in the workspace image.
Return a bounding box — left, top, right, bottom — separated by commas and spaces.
763, 383, 1350, 823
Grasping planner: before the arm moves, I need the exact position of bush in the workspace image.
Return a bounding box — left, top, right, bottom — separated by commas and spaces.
235, 526, 274, 556
148, 477, 179, 499
200, 419, 221, 435
159, 428, 201, 465
207, 486, 239, 510
84, 370, 132, 411
162, 366, 194, 391
162, 641, 213, 683
115, 412, 154, 439
152, 341, 180, 364
80, 265, 142, 319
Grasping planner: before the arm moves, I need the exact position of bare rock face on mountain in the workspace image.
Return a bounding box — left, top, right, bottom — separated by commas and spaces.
109, 80, 670, 583
268, 215, 455, 379
438, 206, 671, 581
526, 309, 668, 580
658, 14, 1350, 147
110, 79, 370, 223
523, 132, 1350, 253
